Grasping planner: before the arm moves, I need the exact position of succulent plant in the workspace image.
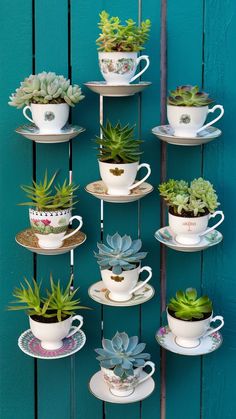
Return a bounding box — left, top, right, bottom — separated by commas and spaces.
95, 331, 150, 379
167, 85, 214, 107
168, 288, 213, 321
96, 121, 142, 163
95, 233, 147, 275
19, 170, 79, 211
96, 10, 151, 52
9, 71, 84, 108
159, 178, 219, 216
8, 275, 88, 322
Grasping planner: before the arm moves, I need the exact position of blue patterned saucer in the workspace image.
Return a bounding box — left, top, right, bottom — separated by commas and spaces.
15, 124, 85, 143
152, 125, 221, 146
155, 226, 223, 252
18, 327, 86, 359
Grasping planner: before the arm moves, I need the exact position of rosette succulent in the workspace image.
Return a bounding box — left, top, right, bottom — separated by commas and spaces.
159, 177, 219, 216
94, 233, 147, 275
96, 10, 151, 52
167, 85, 214, 107
96, 121, 142, 163
19, 170, 79, 211
9, 71, 84, 108
168, 288, 213, 321
95, 331, 150, 379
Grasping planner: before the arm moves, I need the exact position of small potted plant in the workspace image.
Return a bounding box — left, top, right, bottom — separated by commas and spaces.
96, 121, 151, 195
95, 331, 155, 396
19, 171, 83, 249
9, 71, 84, 133
167, 288, 224, 348
96, 11, 151, 85
158, 177, 224, 245
8, 275, 88, 350
167, 85, 224, 137
94, 232, 152, 301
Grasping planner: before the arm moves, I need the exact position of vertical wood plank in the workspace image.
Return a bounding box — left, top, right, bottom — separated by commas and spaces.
165, 2, 204, 418
71, 1, 103, 418
0, 1, 34, 418
100, 2, 142, 419
34, 2, 71, 419
140, 0, 161, 417
202, 1, 236, 418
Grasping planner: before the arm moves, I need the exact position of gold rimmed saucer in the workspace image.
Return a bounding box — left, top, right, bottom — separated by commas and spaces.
85, 181, 153, 203
15, 228, 86, 255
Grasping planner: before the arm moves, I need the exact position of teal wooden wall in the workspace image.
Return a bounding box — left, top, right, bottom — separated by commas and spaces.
0, 1, 235, 418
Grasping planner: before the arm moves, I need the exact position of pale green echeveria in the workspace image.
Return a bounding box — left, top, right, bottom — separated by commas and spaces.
168, 287, 213, 321
9, 71, 84, 108
94, 232, 147, 275
95, 331, 150, 379
159, 177, 220, 216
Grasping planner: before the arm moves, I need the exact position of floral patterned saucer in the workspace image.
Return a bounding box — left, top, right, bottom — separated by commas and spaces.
85, 181, 153, 203
18, 328, 86, 359
84, 81, 151, 97
89, 370, 155, 403
15, 228, 86, 255
15, 124, 85, 143
152, 125, 222, 146
88, 281, 155, 307
155, 227, 223, 252
156, 326, 222, 356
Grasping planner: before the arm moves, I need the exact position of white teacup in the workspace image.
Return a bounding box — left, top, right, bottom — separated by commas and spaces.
169, 210, 224, 245
101, 265, 152, 302
167, 310, 224, 348
29, 208, 83, 249
23, 103, 69, 133
99, 160, 151, 196
30, 314, 83, 350
98, 52, 150, 85
167, 104, 224, 137
102, 361, 155, 396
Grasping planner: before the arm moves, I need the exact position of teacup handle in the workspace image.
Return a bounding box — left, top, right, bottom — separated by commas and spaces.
138, 361, 155, 385
129, 163, 151, 191
63, 215, 83, 240
204, 315, 224, 338
130, 266, 152, 294
199, 210, 224, 236
23, 105, 34, 123
197, 105, 224, 134
130, 55, 150, 83
66, 314, 83, 338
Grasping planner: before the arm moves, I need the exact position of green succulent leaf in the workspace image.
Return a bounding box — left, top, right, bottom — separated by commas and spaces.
167, 85, 214, 107
167, 288, 213, 321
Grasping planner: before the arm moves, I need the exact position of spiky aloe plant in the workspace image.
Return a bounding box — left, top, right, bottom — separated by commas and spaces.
96, 11, 151, 52
96, 121, 143, 163
167, 85, 214, 107
9, 71, 84, 108
19, 170, 79, 211
8, 275, 89, 322
94, 232, 147, 275
168, 288, 213, 321
95, 331, 150, 379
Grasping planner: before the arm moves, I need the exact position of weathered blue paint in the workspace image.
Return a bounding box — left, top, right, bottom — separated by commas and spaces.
0, 1, 235, 418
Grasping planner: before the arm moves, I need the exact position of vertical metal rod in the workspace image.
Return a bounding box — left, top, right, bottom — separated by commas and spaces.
160, 1, 167, 419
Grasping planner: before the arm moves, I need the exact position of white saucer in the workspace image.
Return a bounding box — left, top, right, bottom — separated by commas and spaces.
84, 81, 151, 97
154, 226, 223, 252
88, 281, 155, 307
89, 371, 155, 403
15, 124, 85, 143
18, 327, 86, 359
152, 125, 221, 146
85, 181, 153, 203
156, 326, 223, 356
15, 228, 86, 255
